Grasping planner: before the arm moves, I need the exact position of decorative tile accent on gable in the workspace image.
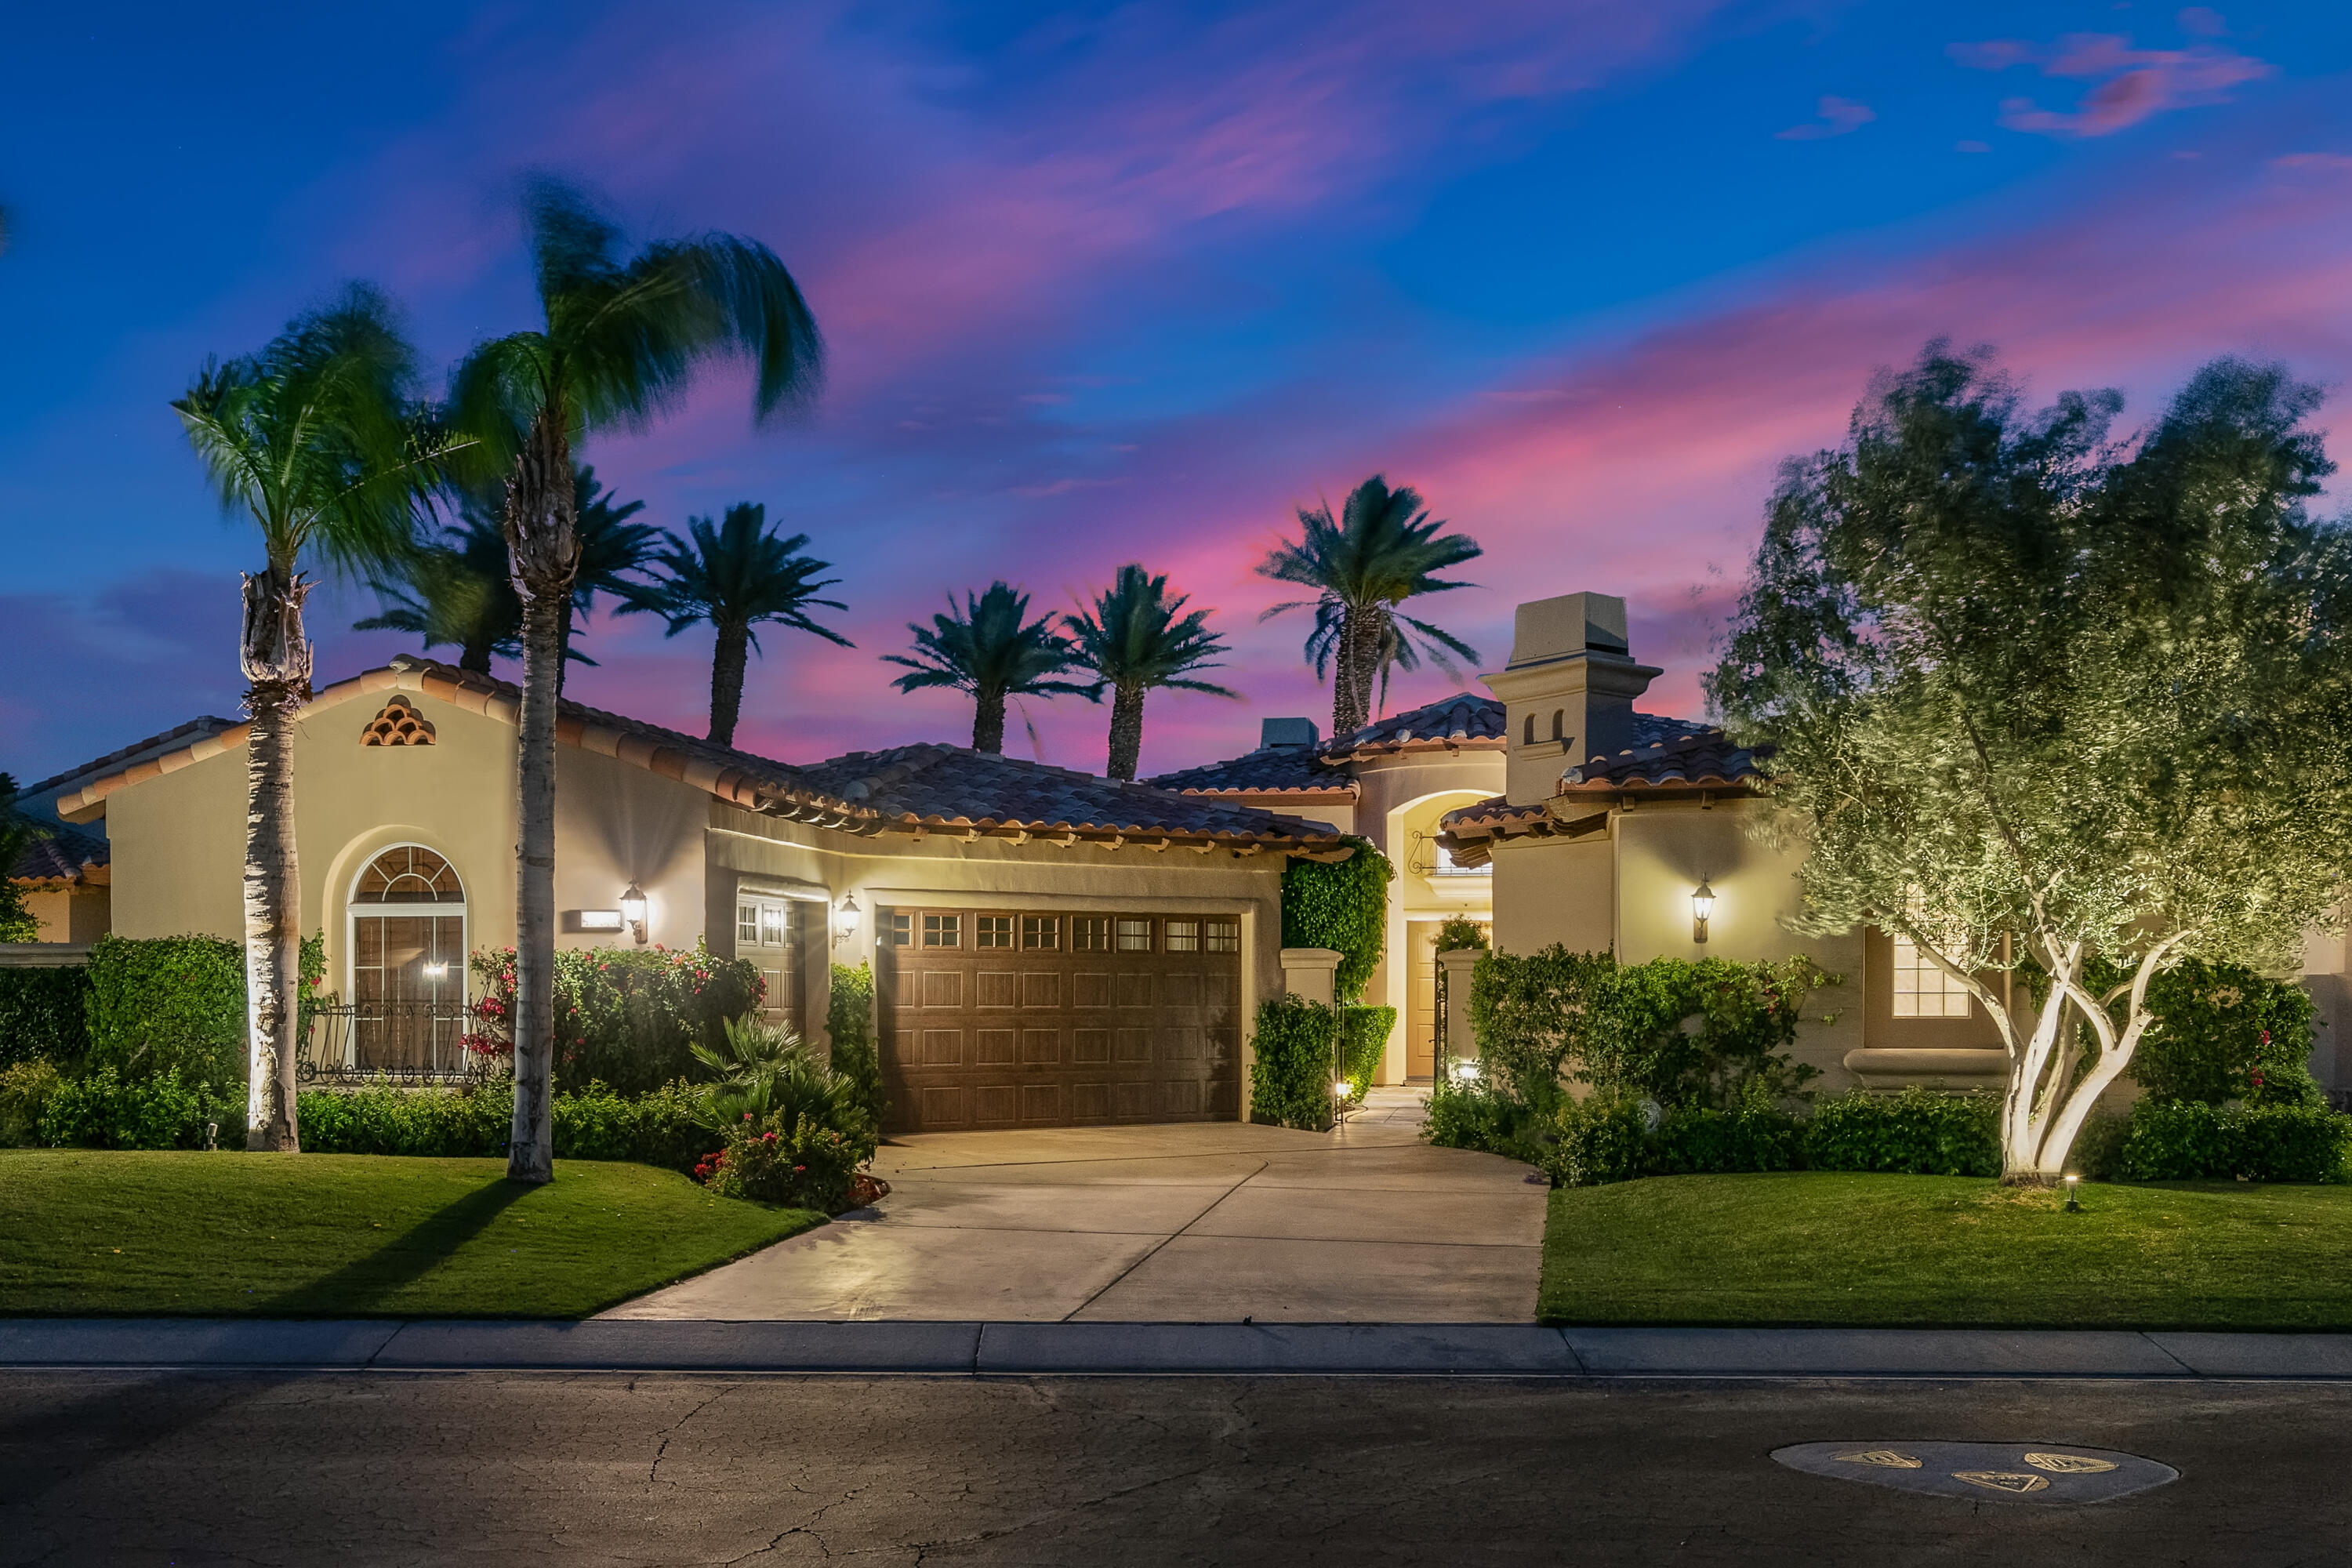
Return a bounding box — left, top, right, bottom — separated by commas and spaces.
361, 695, 437, 747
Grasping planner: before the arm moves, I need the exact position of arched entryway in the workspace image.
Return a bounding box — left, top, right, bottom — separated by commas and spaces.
346, 844, 469, 1076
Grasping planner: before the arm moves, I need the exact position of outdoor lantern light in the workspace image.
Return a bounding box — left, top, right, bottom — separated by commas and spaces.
619, 881, 649, 946
1692, 880, 1715, 944
833, 893, 862, 945
423, 961, 448, 982
2064, 1174, 2082, 1213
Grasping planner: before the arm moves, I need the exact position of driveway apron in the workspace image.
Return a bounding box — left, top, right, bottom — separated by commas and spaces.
604, 1091, 1547, 1323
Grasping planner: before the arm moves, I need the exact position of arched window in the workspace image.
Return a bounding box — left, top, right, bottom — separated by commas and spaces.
1523, 715, 1535, 745
346, 845, 467, 1076
1550, 710, 1563, 742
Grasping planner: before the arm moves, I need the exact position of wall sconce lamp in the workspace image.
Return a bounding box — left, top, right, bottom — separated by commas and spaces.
832, 893, 862, 946
619, 881, 649, 946
1692, 880, 1715, 945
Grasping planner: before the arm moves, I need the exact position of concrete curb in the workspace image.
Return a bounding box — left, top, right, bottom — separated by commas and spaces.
3, 1320, 2350, 1378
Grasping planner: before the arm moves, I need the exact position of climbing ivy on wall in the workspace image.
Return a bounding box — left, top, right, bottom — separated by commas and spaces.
1280, 842, 1393, 1004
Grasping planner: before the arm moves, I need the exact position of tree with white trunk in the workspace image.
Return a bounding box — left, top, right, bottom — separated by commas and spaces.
174, 285, 452, 1149
1710, 344, 2352, 1181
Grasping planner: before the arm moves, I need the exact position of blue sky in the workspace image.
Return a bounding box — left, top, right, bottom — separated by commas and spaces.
6, 1, 2351, 786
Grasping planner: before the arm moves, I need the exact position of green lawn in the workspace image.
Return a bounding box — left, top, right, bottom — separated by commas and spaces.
1541, 1172, 2352, 1330
0, 1150, 822, 1318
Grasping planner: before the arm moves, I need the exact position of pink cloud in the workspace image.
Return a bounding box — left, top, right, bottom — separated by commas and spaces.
1951, 28, 2273, 137
1776, 96, 1877, 141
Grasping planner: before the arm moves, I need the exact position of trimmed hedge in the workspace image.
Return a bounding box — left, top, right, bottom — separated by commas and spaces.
1802, 1089, 2002, 1178
85, 934, 247, 1091
0, 964, 93, 1072
35, 1068, 239, 1150
1251, 998, 1396, 1128
2113, 1100, 2352, 1184
466, 943, 766, 1095
1280, 844, 1393, 1003
295, 1080, 714, 1171
1336, 1005, 1396, 1101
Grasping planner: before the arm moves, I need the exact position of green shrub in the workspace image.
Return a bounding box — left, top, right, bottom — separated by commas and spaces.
1468, 946, 1610, 1124
36, 1067, 238, 1150
1802, 1089, 2002, 1178
2114, 1100, 2352, 1183
1335, 1005, 1395, 1102
1539, 1094, 1652, 1188
85, 935, 247, 1092
1, 1058, 65, 1145
1423, 1076, 1530, 1156
466, 942, 765, 1095
700, 1109, 860, 1212
551, 1079, 710, 1171
1249, 993, 1339, 1131
2125, 960, 2323, 1108
0, 964, 93, 1073
690, 1015, 878, 1167
1434, 916, 1488, 953
1280, 844, 1393, 1002
826, 961, 885, 1131
296, 1083, 511, 1156
1649, 1100, 1805, 1176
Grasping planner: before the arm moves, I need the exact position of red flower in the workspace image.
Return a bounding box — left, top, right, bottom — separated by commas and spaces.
762, 1131, 778, 1143
793, 1165, 805, 1174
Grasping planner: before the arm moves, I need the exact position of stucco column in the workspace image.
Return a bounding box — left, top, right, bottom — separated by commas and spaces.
1439, 947, 1481, 1063
1280, 947, 1342, 1007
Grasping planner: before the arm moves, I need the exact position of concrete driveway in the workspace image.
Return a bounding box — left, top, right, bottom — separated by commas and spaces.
606, 1090, 1547, 1323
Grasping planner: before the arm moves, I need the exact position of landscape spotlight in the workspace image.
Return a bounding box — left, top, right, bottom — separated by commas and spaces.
1692, 880, 1715, 944
2063, 1174, 2082, 1213
619, 881, 649, 946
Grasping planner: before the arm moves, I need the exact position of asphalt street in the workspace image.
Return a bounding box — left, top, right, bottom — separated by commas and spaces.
2, 1371, 2346, 1566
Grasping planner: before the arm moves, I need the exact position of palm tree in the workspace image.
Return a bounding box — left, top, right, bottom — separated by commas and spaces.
560, 464, 658, 693
621, 502, 851, 747
885, 583, 1094, 753
1257, 474, 1483, 738
449, 178, 822, 1185
1064, 564, 1239, 780
173, 285, 449, 1151
354, 512, 520, 673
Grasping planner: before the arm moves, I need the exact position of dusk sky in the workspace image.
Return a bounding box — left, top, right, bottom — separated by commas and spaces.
6, 1, 2351, 788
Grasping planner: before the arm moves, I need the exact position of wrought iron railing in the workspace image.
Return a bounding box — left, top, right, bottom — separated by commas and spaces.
299, 1001, 501, 1087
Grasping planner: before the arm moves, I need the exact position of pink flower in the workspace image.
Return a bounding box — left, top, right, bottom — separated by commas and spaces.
762, 1131, 778, 1143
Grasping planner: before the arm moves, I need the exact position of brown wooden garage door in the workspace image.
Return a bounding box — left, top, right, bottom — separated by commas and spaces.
877, 906, 1243, 1133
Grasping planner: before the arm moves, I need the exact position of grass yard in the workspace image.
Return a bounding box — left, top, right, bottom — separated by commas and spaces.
1542, 1172, 2352, 1330
0, 1150, 822, 1318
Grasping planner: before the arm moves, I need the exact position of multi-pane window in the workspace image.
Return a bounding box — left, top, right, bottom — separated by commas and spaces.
1163, 919, 1200, 953
1022, 916, 1061, 950
884, 912, 913, 948
978, 915, 1015, 949
1204, 919, 1240, 954
759, 904, 787, 946
1116, 917, 1153, 952
1891, 937, 1972, 1018
736, 904, 759, 944
923, 913, 962, 949
1074, 916, 1111, 952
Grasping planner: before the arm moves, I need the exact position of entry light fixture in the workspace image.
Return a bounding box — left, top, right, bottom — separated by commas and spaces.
1692, 880, 1715, 945
619, 881, 649, 946
833, 893, 862, 946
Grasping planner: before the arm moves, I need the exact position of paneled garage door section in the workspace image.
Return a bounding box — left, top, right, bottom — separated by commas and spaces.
878, 907, 1243, 1132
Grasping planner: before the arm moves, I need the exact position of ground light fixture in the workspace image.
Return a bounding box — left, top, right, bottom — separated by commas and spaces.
2064, 1174, 2083, 1213
833, 893, 862, 945
1692, 880, 1715, 944
619, 881, 649, 946
1450, 1059, 1481, 1083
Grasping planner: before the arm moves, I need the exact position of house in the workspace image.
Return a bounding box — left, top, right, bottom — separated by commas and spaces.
1436, 590, 2351, 1098
47, 655, 1349, 1133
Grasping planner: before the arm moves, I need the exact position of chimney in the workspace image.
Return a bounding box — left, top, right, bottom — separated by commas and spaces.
1481, 592, 1662, 806
1260, 717, 1319, 752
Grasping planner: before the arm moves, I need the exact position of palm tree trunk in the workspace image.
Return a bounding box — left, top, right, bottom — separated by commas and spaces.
459, 632, 494, 675
709, 622, 750, 746
1332, 604, 1377, 738
1106, 682, 1147, 781
553, 599, 576, 697
238, 564, 311, 1152
504, 411, 577, 1186
973, 685, 1007, 753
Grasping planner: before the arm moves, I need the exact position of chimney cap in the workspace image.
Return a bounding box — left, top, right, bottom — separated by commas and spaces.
1260, 717, 1319, 752
1507, 592, 1632, 669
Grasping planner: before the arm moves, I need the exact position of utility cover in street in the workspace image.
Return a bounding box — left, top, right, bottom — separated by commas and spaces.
1770, 1442, 2177, 1504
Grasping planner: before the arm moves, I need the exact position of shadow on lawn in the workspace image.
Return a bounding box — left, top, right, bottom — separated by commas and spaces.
260, 1175, 534, 1318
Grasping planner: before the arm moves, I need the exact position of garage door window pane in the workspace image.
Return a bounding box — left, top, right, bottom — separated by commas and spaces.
1075, 917, 1110, 952
1205, 920, 1240, 953
884, 912, 913, 947
1116, 918, 1152, 952
924, 913, 961, 948
978, 916, 1015, 949
1022, 916, 1060, 950
1164, 920, 1200, 953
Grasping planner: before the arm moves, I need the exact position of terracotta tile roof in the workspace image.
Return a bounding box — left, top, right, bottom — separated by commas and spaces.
61, 655, 1341, 851
1145, 746, 1355, 797
27, 715, 238, 819
9, 825, 108, 885
1320, 692, 1508, 758
1436, 724, 1763, 865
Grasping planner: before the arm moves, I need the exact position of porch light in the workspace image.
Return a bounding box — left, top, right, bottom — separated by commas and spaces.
619, 881, 649, 946
1692, 880, 1715, 945
833, 894, 862, 945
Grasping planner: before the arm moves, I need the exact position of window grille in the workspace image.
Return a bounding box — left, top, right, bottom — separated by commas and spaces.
978, 916, 1015, 949
1891, 937, 1972, 1018
1164, 919, 1200, 953
1205, 920, 1240, 954
1022, 916, 1061, 950
923, 913, 962, 949
1116, 917, 1153, 952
